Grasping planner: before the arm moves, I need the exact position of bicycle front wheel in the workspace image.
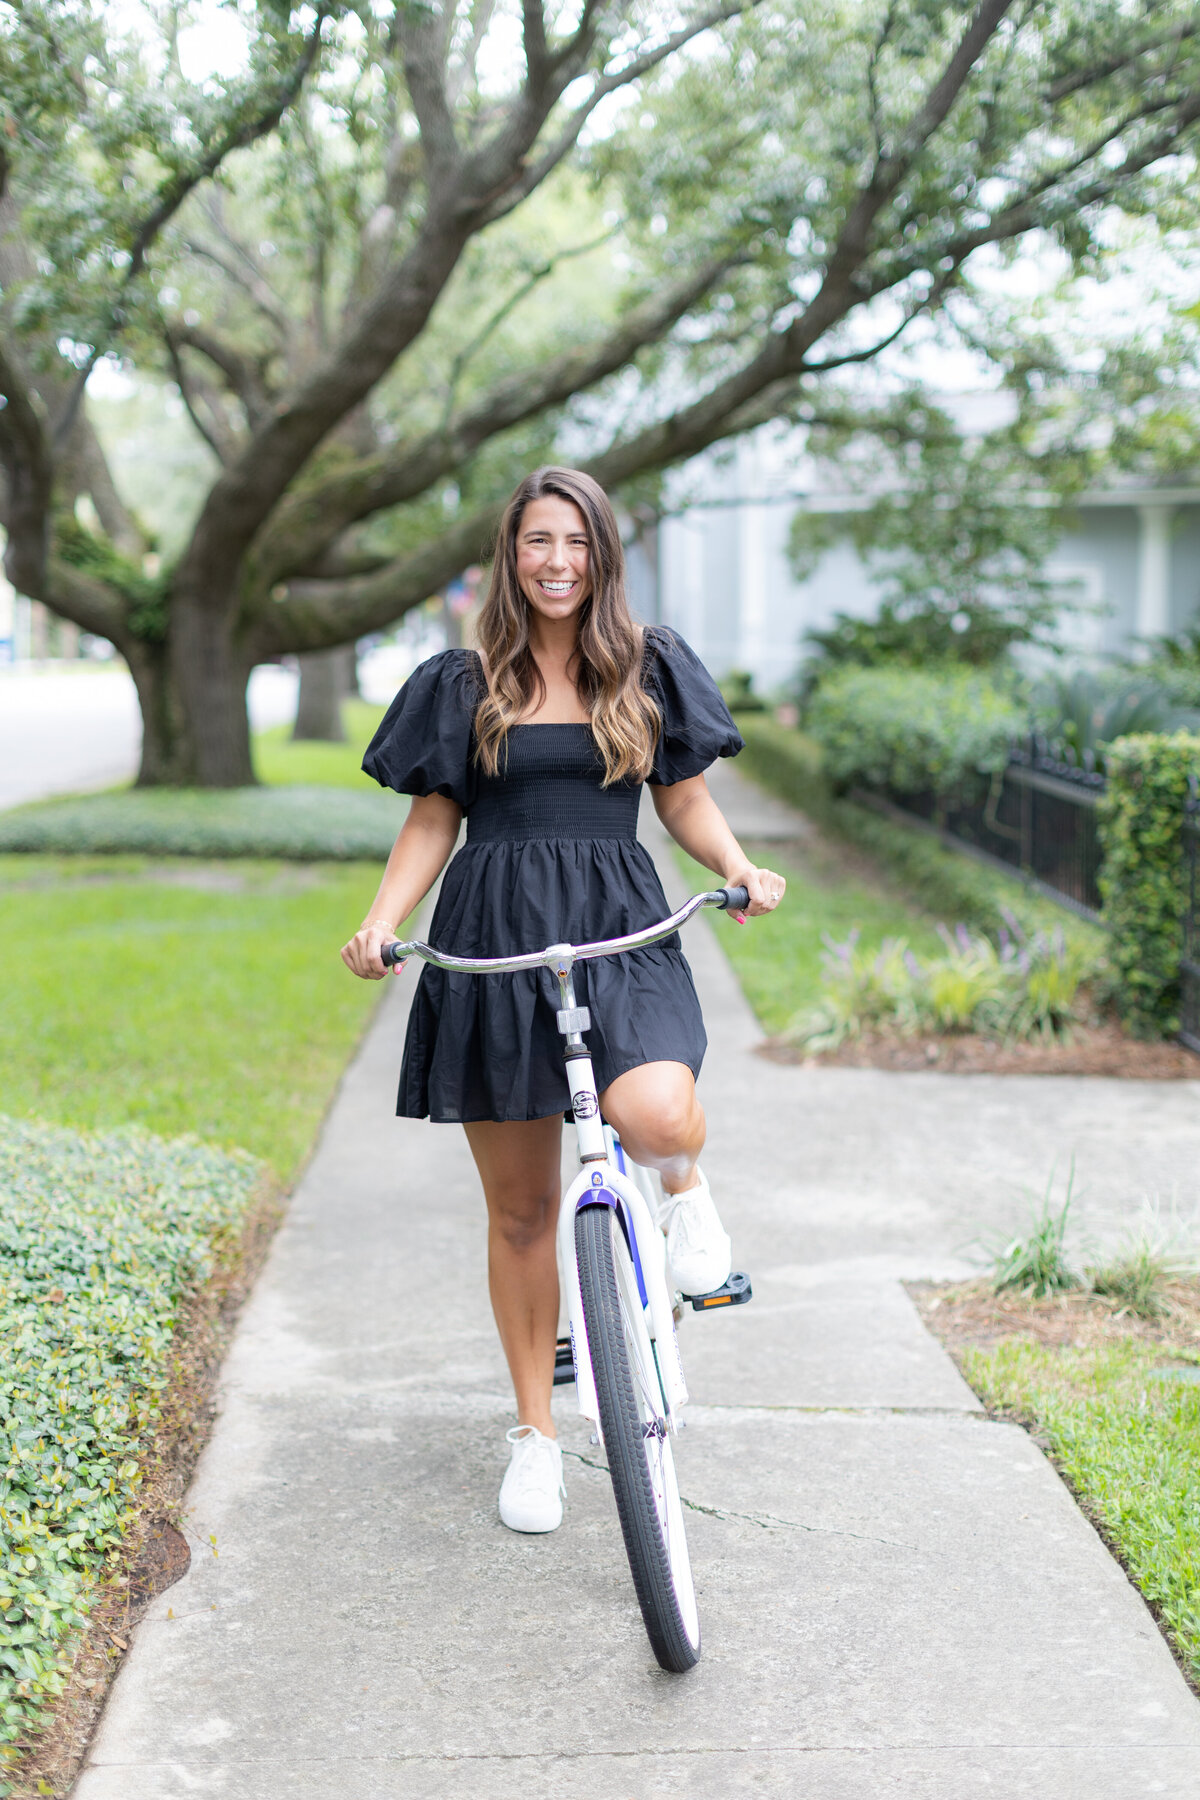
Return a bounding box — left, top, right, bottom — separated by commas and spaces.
575, 1202, 701, 1672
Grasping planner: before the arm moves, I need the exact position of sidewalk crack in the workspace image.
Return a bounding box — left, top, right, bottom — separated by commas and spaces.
561, 1449, 913, 1549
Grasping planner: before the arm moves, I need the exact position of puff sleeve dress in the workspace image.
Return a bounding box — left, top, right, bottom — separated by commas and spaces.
362, 626, 744, 1123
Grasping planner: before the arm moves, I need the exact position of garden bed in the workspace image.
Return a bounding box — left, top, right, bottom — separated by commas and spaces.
0, 785, 403, 862
0, 1119, 271, 1793
761, 1021, 1200, 1077
913, 1277, 1200, 1690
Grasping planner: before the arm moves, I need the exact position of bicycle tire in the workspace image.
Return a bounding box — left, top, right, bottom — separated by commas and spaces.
575, 1202, 701, 1672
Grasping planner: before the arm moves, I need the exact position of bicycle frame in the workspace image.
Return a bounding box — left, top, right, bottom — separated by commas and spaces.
549, 936, 689, 1435
381, 886, 747, 1442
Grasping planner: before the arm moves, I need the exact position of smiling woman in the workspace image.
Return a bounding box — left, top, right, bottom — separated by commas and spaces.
342, 464, 786, 1536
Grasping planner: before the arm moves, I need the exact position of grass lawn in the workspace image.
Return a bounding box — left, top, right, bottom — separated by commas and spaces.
673, 837, 945, 1035
0, 856, 390, 1181
251, 699, 383, 788
916, 1281, 1200, 1690
963, 1331, 1200, 1685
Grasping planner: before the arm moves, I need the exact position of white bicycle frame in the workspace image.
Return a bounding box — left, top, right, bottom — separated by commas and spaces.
383, 887, 742, 1445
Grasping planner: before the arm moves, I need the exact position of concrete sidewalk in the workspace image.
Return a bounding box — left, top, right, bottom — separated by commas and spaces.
77, 769, 1200, 1798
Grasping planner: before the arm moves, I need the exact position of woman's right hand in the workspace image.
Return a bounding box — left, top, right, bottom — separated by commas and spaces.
341, 920, 403, 980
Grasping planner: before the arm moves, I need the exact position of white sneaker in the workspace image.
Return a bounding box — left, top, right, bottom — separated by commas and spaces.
658, 1169, 732, 1297
498, 1426, 565, 1533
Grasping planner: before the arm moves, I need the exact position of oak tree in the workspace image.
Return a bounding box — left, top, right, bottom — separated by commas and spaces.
3, 0, 1200, 783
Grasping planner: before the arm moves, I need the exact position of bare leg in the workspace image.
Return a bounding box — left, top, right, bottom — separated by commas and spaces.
599, 1061, 705, 1195
463, 1115, 563, 1437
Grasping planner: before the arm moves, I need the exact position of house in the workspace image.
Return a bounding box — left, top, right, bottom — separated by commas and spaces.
652, 430, 1200, 693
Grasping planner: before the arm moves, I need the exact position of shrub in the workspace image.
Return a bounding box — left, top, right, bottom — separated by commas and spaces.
806, 665, 1025, 797
732, 714, 1107, 958
718, 669, 767, 712
0, 1118, 262, 1750
1030, 669, 1200, 768
0, 786, 403, 861
1097, 732, 1200, 1037
787, 915, 1090, 1051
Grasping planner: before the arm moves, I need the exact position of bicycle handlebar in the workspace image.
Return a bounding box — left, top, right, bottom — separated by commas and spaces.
379, 885, 750, 974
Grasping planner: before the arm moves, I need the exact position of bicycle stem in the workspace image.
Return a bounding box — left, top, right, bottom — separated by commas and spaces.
548, 945, 609, 1163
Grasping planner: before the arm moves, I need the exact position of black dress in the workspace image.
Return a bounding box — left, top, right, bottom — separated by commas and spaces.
362, 626, 744, 1123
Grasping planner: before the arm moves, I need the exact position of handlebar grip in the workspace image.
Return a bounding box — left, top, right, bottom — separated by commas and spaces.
380, 939, 407, 968
717, 885, 750, 912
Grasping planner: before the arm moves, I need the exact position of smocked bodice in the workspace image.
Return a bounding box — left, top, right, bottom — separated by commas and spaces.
465, 725, 640, 843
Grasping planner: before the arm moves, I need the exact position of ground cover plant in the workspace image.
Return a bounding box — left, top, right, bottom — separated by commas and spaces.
0, 1118, 263, 1776
0, 857, 385, 1180
787, 917, 1094, 1053
0, 697, 402, 862
0, 786, 402, 862
917, 1275, 1200, 1690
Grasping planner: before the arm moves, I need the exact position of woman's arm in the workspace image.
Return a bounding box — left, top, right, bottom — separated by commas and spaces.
650, 775, 786, 919
341, 793, 463, 979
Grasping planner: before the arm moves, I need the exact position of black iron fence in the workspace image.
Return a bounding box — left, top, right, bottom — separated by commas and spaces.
852, 741, 1200, 1053
1183, 780, 1200, 1055
865, 735, 1106, 921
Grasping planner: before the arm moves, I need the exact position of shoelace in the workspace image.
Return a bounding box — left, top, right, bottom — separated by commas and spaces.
505, 1425, 565, 1496
661, 1186, 709, 1249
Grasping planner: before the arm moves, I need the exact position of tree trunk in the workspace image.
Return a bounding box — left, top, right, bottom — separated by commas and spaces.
291, 644, 356, 741
167, 592, 257, 785
125, 639, 191, 787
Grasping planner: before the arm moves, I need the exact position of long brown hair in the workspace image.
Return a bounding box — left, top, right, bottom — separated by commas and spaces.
473, 467, 660, 785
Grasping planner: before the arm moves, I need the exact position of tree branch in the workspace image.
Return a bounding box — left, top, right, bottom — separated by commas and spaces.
245, 254, 740, 595
126, 11, 332, 286
783, 0, 1014, 362
479, 0, 759, 227
0, 339, 53, 596
397, 4, 461, 185
1045, 19, 1199, 104
440, 226, 617, 424
164, 333, 238, 463
42, 558, 129, 643
52, 9, 331, 448
880, 83, 1200, 287
183, 234, 294, 348
248, 506, 501, 654
165, 321, 270, 426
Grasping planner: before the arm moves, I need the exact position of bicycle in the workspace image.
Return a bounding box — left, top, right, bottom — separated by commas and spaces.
381, 885, 752, 1673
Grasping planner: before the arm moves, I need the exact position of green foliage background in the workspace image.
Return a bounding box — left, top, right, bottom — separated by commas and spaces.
805, 666, 1026, 797
0, 1120, 262, 1763
1097, 733, 1200, 1037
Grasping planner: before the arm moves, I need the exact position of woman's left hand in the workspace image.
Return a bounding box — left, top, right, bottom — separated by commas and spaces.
723, 864, 787, 921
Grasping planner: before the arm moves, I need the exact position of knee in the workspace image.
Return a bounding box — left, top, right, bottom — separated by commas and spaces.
624, 1093, 702, 1162
489, 1187, 557, 1252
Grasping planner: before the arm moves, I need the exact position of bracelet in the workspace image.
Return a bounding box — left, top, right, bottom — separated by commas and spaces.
363, 918, 398, 934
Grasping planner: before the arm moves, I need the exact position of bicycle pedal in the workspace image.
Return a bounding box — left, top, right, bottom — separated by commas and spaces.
553, 1336, 576, 1386
685, 1270, 753, 1311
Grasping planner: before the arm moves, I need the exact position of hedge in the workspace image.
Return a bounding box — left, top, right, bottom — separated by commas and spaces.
0, 785, 404, 861
733, 713, 1103, 956
1097, 732, 1200, 1037
0, 1118, 262, 1757
806, 665, 1025, 796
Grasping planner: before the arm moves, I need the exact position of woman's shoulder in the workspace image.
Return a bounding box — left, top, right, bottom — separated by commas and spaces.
361, 647, 481, 802
407, 645, 483, 691
640, 624, 743, 782
640, 624, 721, 696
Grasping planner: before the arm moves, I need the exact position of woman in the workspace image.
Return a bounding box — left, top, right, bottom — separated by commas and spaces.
342, 467, 785, 1535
